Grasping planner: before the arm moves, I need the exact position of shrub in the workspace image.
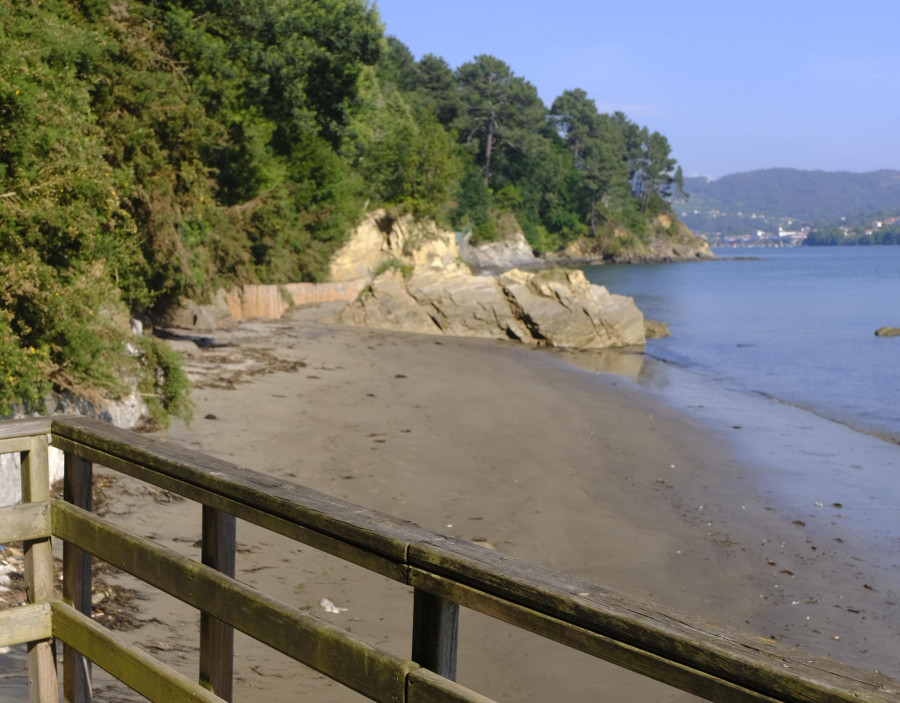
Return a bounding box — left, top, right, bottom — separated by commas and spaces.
135, 337, 193, 429
372, 257, 413, 279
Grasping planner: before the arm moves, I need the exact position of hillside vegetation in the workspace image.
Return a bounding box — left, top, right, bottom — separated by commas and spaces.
1, 0, 689, 421
677, 169, 900, 235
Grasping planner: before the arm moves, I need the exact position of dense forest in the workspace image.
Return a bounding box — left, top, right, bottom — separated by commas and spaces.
677, 169, 900, 235
1, 0, 686, 422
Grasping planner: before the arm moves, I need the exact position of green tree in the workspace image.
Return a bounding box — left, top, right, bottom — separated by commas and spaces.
803, 227, 844, 246
550, 89, 598, 164
455, 55, 546, 188
0, 0, 191, 421
156, 0, 382, 283
551, 90, 629, 236
345, 66, 463, 221
610, 112, 683, 212
412, 54, 462, 127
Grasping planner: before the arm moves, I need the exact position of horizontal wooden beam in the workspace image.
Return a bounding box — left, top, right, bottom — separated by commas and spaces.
407, 669, 498, 703
52, 500, 418, 703
40, 417, 900, 703
51, 416, 434, 580
0, 603, 52, 648
0, 436, 35, 454
409, 568, 783, 703
0, 501, 50, 543
51, 601, 221, 703
0, 417, 52, 442
408, 538, 898, 703
52, 433, 406, 582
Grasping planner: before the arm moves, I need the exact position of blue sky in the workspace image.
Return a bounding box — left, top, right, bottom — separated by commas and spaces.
373, 1, 900, 179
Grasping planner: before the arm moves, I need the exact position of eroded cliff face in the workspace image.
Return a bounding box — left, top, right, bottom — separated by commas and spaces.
329, 210, 459, 282
336, 212, 645, 349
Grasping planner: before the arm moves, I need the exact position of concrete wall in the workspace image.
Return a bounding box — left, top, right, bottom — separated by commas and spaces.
224, 280, 367, 321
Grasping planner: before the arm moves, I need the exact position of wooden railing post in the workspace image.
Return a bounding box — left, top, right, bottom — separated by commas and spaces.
20, 434, 59, 703
63, 452, 93, 703
411, 588, 459, 680
199, 505, 236, 701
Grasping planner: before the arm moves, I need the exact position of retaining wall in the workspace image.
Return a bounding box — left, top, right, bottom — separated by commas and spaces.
223, 280, 367, 320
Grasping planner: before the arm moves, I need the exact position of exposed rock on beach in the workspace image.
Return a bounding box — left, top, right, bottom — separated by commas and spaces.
334, 210, 645, 349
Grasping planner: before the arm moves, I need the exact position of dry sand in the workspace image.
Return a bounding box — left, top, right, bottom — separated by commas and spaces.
3, 302, 897, 701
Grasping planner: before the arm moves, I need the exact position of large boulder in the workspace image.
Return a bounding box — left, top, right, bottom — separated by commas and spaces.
335, 210, 646, 349
340, 265, 645, 349
406, 267, 533, 342
498, 269, 645, 348
339, 269, 440, 335
458, 229, 538, 270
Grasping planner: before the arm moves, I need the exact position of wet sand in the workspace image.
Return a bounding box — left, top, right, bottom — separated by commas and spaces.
3, 302, 897, 701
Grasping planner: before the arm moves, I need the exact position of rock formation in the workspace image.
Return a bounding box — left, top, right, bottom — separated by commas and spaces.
644, 319, 671, 339
329, 210, 458, 282
458, 229, 538, 269
338, 214, 645, 349
543, 214, 715, 264
341, 265, 644, 349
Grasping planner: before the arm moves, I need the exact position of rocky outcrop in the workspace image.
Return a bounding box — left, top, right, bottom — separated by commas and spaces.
644, 319, 671, 339
646, 215, 715, 261
498, 269, 644, 348
542, 214, 715, 264
330, 210, 459, 282
458, 229, 538, 269
341, 265, 645, 349
340, 269, 440, 335
337, 209, 644, 349
408, 266, 531, 340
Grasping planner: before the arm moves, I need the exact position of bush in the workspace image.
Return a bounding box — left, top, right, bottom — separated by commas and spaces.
372, 257, 413, 279
135, 337, 193, 428
0, 310, 52, 414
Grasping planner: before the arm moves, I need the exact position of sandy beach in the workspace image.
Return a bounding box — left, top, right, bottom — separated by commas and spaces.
3, 302, 896, 702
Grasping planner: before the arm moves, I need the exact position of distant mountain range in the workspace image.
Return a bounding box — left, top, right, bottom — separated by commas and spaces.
674, 168, 900, 236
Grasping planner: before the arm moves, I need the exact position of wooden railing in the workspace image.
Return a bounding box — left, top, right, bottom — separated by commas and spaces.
0, 415, 896, 702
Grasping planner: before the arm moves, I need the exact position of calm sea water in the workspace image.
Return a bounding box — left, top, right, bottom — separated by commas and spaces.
582, 245, 900, 560
583, 246, 900, 441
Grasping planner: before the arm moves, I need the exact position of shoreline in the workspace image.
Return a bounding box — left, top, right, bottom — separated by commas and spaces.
161, 305, 900, 688
2, 304, 897, 701
642, 348, 900, 448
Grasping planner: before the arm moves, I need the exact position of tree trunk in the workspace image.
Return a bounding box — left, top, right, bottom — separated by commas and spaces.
590, 193, 597, 238
483, 111, 495, 187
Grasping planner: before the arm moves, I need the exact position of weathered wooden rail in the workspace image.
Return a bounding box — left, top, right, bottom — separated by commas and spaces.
0, 415, 896, 702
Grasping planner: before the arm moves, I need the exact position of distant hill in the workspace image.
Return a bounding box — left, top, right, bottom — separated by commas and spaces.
675, 169, 900, 235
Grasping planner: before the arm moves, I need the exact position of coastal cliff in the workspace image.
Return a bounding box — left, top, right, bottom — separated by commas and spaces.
543, 214, 715, 265
456, 214, 713, 270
